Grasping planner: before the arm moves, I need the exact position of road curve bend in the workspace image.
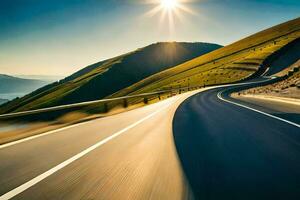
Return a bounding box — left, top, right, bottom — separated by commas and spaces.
1, 80, 299, 200
173, 82, 300, 200
0, 92, 201, 200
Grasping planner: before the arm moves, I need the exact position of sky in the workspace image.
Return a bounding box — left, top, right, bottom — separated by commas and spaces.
0, 0, 299, 76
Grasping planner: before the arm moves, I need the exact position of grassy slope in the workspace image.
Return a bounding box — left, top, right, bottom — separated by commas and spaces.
242, 71, 300, 99
111, 17, 300, 97
0, 42, 221, 113
264, 38, 300, 76
2, 18, 300, 114
240, 59, 300, 99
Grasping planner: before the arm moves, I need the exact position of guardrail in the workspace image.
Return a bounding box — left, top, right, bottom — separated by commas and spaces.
1, 67, 296, 122
222, 76, 286, 99
0, 85, 199, 121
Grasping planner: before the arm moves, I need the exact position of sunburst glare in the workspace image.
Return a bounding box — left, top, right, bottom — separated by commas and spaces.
161, 0, 178, 10
143, 0, 196, 39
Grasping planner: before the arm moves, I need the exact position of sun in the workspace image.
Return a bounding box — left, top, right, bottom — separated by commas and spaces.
144, 0, 195, 38
161, 0, 178, 10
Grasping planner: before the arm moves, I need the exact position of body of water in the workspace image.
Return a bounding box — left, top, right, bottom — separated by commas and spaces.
0, 93, 27, 100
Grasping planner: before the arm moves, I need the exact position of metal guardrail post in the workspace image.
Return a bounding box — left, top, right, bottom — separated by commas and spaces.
0, 85, 202, 121
143, 97, 148, 104
123, 99, 128, 108
103, 103, 108, 113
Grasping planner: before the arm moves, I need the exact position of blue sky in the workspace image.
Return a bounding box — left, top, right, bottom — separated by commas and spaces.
0, 0, 299, 76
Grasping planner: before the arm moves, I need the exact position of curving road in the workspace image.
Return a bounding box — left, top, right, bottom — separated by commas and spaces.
173, 84, 300, 200
0, 92, 198, 200
0, 80, 299, 200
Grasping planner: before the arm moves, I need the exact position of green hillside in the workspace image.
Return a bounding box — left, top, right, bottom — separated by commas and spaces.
0, 42, 221, 113
111, 17, 300, 97
1, 17, 299, 115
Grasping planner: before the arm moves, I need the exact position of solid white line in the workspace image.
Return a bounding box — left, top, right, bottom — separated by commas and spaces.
217, 91, 300, 128
261, 67, 270, 76
0, 100, 174, 200
241, 95, 300, 106
0, 121, 94, 149
0, 79, 270, 149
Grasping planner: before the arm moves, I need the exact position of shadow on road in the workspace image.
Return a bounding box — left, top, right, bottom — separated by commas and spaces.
173, 89, 300, 200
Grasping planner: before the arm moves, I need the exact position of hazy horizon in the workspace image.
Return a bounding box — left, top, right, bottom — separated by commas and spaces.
1, 0, 299, 76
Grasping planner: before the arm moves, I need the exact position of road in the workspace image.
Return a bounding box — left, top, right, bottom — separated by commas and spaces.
233, 95, 300, 124
1, 81, 299, 200
173, 84, 300, 200
0, 92, 198, 200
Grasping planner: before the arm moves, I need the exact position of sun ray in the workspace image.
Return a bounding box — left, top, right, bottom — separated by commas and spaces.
168, 9, 175, 35
142, 0, 196, 39
144, 5, 163, 17
176, 4, 197, 16
161, 0, 179, 10
173, 8, 185, 24
159, 9, 168, 24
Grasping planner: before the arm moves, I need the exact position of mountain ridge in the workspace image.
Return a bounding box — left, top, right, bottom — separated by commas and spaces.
0, 42, 222, 113
111, 17, 300, 97
0, 75, 51, 100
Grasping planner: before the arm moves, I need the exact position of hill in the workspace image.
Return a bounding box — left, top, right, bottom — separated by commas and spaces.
239, 59, 300, 99
110, 17, 300, 98
0, 42, 222, 113
0, 74, 50, 100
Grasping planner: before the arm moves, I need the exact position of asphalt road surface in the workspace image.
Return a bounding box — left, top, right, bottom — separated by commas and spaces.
0, 92, 198, 200
1, 81, 299, 200
234, 95, 300, 124
173, 85, 300, 200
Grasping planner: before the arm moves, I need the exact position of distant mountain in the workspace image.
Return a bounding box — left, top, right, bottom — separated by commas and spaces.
16, 75, 65, 82
0, 74, 51, 100
0, 42, 222, 112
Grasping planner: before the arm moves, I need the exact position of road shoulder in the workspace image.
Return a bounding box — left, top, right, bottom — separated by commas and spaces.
232, 93, 300, 124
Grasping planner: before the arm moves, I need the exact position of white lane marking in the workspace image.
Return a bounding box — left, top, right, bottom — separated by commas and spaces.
217, 91, 300, 128
240, 95, 300, 106
261, 67, 270, 76
0, 98, 173, 149
0, 79, 269, 149
0, 100, 174, 200
0, 122, 93, 149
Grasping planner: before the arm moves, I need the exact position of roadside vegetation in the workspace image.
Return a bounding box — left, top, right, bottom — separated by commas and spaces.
1, 18, 300, 115
111, 18, 300, 97
238, 60, 300, 99
1, 17, 300, 144
0, 42, 221, 114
